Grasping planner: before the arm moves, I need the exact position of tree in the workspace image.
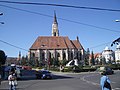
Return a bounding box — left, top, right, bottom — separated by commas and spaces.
0, 50, 6, 84
0, 50, 6, 65
60, 59, 67, 66
102, 57, 106, 65
85, 48, 90, 65
91, 51, 95, 65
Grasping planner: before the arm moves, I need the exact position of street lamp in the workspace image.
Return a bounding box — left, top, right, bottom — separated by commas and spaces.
0, 13, 3, 16
0, 22, 4, 24
115, 20, 120, 22
0, 13, 4, 24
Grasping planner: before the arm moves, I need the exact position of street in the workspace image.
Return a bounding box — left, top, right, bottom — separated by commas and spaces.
0, 70, 120, 90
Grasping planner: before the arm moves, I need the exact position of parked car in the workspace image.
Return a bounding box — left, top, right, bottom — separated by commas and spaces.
22, 66, 32, 70
99, 66, 114, 75
36, 70, 53, 79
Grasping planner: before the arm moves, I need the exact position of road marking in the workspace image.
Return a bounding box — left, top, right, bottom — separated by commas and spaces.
111, 81, 116, 84
80, 73, 100, 86
112, 88, 120, 90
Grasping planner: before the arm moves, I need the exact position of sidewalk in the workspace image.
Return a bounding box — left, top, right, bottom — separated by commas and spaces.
50, 71, 98, 75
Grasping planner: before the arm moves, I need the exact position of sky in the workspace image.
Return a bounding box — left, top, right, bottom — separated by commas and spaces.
0, 0, 120, 57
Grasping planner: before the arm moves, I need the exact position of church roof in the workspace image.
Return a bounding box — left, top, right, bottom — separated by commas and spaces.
30, 36, 84, 50
71, 40, 84, 50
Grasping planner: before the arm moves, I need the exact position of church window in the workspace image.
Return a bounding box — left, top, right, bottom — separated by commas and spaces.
63, 52, 66, 60
54, 32, 56, 36
42, 52, 45, 61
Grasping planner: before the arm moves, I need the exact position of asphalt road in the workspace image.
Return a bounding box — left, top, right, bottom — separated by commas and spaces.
0, 70, 120, 90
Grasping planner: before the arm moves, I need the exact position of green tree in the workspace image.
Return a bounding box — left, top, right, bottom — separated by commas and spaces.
102, 57, 106, 65
85, 48, 90, 65
60, 59, 67, 66
0, 50, 6, 84
91, 51, 95, 65
0, 50, 6, 65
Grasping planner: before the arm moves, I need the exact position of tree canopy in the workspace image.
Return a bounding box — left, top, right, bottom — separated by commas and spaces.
0, 50, 6, 65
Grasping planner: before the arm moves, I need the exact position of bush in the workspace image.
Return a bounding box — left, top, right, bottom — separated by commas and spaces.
109, 64, 120, 70
50, 67, 60, 72
63, 66, 73, 72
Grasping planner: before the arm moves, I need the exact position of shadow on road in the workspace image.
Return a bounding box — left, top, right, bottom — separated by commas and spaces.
18, 74, 73, 81
53, 75, 73, 79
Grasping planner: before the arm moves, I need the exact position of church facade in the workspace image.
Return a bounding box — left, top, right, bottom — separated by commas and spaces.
28, 12, 85, 66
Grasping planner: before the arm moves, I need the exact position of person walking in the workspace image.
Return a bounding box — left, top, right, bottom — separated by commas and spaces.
8, 71, 17, 90
100, 71, 112, 90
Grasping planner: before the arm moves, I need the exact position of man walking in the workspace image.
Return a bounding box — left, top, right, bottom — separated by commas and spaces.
100, 71, 111, 90
8, 71, 17, 90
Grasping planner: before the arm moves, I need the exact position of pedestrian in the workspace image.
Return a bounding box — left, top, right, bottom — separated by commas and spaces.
8, 71, 17, 90
100, 71, 112, 90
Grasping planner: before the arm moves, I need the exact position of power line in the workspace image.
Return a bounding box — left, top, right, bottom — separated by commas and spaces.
0, 39, 112, 53
0, 1, 120, 13
89, 41, 112, 49
0, 4, 120, 33
0, 39, 28, 51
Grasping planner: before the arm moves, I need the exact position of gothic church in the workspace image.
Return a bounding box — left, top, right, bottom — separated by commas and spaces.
28, 12, 85, 65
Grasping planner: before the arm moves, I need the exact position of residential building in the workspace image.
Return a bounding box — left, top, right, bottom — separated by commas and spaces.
89, 53, 102, 65
115, 44, 120, 63
102, 46, 115, 63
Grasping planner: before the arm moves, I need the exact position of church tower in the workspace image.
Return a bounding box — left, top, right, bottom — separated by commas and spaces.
52, 11, 59, 36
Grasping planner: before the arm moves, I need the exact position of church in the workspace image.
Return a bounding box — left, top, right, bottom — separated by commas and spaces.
28, 12, 85, 66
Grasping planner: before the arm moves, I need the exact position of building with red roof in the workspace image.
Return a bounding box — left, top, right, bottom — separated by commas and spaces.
28, 12, 85, 66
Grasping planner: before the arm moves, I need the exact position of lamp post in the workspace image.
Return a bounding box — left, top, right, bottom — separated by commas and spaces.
0, 13, 3, 16
0, 13, 4, 24
0, 22, 4, 24
115, 20, 120, 22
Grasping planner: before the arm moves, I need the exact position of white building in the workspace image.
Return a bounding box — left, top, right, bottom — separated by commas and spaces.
115, 44, 120, 63
102, 46, 114, 63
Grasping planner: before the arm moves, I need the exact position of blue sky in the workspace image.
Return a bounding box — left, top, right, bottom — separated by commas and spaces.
0, 0, 120, 57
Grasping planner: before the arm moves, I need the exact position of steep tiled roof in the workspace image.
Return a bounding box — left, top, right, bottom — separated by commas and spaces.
71, 40, 84, 50
30, 36, 78, 50
89, 53, 101, 59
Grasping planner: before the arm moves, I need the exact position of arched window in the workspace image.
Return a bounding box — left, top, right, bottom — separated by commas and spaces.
79, 52, 82, 60
57, 52, 60, 57
71, 52, 73, 60
54, 32, 56, 36
49, 52, 51, 59
63, 52, 66, 60
42, 52, 45, 61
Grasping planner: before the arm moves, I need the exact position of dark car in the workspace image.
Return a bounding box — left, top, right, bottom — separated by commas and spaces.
105, 67, 114, 75
36, 70, 52, 79
100, 67, 114, 75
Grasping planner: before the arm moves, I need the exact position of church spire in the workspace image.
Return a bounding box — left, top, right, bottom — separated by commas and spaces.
53, 11, 58, 24
52, 11, 59, 36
